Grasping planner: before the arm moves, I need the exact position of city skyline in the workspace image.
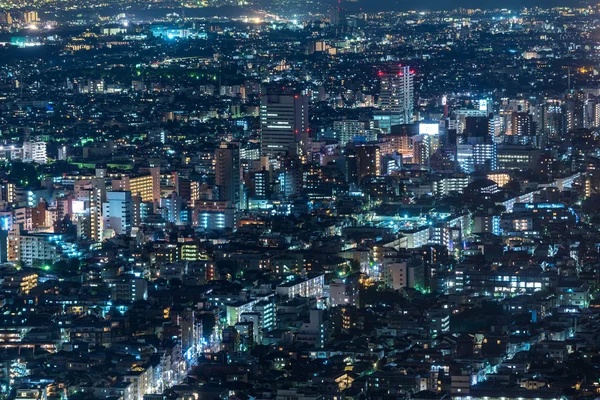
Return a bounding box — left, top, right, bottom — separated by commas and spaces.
0, 1, 600, 400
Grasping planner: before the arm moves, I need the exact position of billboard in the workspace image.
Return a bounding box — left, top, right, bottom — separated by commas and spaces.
419, 123, 440, 135
479, 99, 488, 111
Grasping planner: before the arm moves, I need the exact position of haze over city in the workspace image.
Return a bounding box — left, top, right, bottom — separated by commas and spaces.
352, 0, 589, 11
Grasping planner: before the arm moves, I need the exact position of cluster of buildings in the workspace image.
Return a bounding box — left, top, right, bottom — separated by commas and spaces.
1, 1, 600, 400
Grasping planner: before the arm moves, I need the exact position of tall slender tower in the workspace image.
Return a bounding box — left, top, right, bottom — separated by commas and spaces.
379, 65, 415, 128
215, 142, 242, 208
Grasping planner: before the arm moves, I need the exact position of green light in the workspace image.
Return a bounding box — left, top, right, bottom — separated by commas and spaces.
43, 265, 50, 271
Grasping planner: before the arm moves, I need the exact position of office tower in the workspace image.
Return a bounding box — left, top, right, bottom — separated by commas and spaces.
329, 6, 342, 26
356, 145, 381, 178
103, 191, 132, 236
260, 94, 309, 158
441, 118, 459, 148
488, 115, 503, 143
215, 142, 242, 208
542, 98, 565, 140
472, 142, 497, 172
89, 186, 103, 242
565, 90, 585, 131
377, 65, 415, 130
277, 157, 302, 199
511, 112, 534, 136
334, 120, 365, 146
457, 117, 497, 173
496, 145, 540, 171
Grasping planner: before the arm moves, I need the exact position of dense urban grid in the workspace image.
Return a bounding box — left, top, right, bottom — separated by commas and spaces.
2, 0, 600, 399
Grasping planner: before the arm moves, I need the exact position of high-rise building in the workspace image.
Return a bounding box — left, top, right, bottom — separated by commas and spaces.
511, 112, 534, 136
355, 145, 381, 179
412, 135, 431, 166
161, 192, 186, 224
377, 65, 415, 130
345, 149, 360, 186
253, 169, 269, 199
329, 6, 343, 26
277, 157, 302, 199
565, 90, 585, 131
103, 191, 132, 236
488, 115, 504, 144
593, 101, 600, 128
215, 142, 242, 208
540, 98, 564, 140
457, 115, 498, 173
89, 186, 103, 242
260, 94, 309, 158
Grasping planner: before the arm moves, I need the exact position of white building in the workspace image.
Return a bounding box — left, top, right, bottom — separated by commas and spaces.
123, 365, 155, 400
23, 141, 47, 164
397, 227, 431, 249
378, 65, 415, 128
384, 261, 424, 290
9, 231, 63, 267
276, 275, 325, 299
103, 191, 133, 236
432, 176, 471, 196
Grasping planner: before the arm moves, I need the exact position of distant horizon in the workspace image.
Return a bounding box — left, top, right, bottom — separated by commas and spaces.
347, 0, 590, 11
